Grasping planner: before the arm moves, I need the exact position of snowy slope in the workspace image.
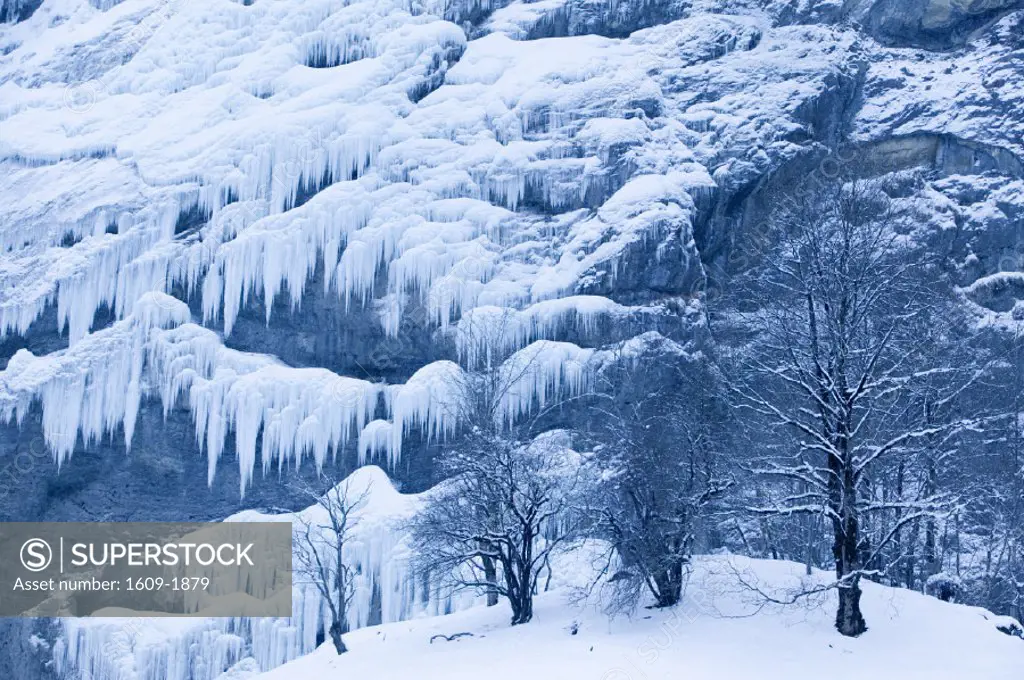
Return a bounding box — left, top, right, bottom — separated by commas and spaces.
251, 556, 1024, 680
855, 12, 1024, 159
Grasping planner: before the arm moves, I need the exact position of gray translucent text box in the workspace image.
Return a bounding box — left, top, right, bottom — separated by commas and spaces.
0, 522, 292, 617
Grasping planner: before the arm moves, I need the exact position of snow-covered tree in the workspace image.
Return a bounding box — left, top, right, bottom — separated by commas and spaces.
955, 321, 1024, 621
410, 431, 586, 625
726, 177, 976, 636
407, 340, 591, 625
586, 340, 732, 610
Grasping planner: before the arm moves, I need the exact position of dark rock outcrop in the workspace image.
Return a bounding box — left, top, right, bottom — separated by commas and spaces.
861, 0, 1024, 49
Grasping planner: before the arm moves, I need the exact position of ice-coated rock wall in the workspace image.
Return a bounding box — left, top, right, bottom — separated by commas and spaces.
1, 0, 864, 516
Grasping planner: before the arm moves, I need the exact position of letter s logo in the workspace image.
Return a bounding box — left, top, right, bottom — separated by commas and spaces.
20, 539, 52, 572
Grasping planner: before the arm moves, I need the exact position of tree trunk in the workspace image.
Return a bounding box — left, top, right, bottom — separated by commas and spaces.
803, 509, 815, 576
830, 404, 866, 637
483, 556, 499, 607
832, 508, 867, 637
512, 590, 533, 625
922, 402, 940, 581
652, 558, 683, 607
328, 620, 348, 654
892, 461, 905, 586
509, 569, 534, 625
835, 575, 867, 637
904, 516, 920, 591
832, 471, 866, 637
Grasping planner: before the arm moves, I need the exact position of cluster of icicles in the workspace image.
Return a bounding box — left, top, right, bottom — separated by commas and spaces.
0, 293, 598, 495
0, 0, 712, 505
0, 0, 704, 351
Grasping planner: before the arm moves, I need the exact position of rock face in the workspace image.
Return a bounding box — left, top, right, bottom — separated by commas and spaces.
862, 0, 1024, 49
0, 405, 436, 522
2, 0, 1024, 675
0, 0, 42, 24
0, 620, 55, 680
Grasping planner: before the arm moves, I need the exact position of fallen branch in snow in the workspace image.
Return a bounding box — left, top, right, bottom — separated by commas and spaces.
429, 632, 474, 644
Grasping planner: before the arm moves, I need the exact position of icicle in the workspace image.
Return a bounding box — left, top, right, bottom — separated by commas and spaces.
208, 183, 374, 335
497, 340, 595, 428
358, 419, 394, 466
154, 345, 384, 495
0, 293, 191, 467
386, 361, 463, 463
453, 296, 625, 368
1, 197, 186, 346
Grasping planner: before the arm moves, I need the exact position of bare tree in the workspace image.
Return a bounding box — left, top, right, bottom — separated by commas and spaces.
291, 476, 370, 654
587, 340, 733, 610
408, 333, 592, 625
726, 177, 975, 636
410, 432, 586, 624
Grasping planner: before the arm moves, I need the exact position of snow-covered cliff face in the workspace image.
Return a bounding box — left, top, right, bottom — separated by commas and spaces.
2, 0, 1024, 678
0, 0, 1020, 511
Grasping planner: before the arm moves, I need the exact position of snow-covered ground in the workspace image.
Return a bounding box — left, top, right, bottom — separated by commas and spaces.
49, 468, 1024, 680
251, 556, 1024, 680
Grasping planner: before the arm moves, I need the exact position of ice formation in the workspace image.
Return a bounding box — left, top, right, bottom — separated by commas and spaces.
452, 296, 625, 367
496, 340, 595, 427
0, 292, 191, 466
0, 290, 601, 491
